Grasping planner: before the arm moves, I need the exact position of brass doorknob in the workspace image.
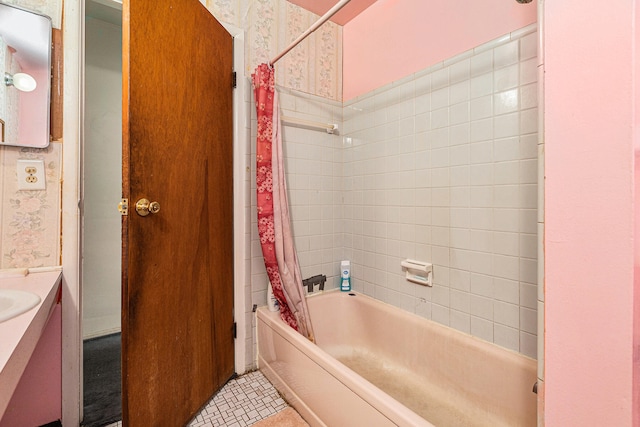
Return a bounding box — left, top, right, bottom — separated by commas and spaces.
135, 198, 160, 216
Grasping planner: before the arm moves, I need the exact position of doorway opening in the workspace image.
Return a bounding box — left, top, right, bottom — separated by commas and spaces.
81, 0, 122, 425
80, 1, 248, 425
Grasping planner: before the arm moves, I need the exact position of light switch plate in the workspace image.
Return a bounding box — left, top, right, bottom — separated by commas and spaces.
17, 160, 46, 191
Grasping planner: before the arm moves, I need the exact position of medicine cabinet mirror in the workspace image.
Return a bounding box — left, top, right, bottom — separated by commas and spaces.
0, 2, 52, 148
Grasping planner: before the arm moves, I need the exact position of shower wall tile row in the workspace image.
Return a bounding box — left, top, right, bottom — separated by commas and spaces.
249, 86, 344, 366
243, 80, 255, 373
249, 86, 344, 305
342, 24, 538, 358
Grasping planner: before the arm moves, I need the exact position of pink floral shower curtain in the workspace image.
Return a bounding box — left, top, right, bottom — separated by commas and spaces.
252, 64, 314, 342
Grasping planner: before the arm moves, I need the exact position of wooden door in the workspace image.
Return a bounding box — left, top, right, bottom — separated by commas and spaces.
121, 0, 234, 425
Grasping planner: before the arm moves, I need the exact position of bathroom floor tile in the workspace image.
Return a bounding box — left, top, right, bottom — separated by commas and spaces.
103, 370, 289, 427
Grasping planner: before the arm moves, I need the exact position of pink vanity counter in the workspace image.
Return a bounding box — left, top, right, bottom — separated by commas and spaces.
0, 269, 62, 422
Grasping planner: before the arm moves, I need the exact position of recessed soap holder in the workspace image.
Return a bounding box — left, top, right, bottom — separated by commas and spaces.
401, 259, 433, 287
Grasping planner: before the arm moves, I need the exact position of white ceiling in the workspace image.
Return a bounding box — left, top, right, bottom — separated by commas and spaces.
287, 0, 377, 25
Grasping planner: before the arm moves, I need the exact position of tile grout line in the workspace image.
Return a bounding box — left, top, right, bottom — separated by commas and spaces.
104, 370, 289, 427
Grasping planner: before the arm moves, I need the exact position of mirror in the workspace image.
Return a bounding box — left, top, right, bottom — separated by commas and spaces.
0, 2, 51, 148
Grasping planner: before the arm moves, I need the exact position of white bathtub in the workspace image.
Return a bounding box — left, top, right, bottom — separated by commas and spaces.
257, 290, 537, 427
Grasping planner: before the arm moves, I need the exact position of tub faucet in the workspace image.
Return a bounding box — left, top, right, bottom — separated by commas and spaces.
303, 274, 326, 293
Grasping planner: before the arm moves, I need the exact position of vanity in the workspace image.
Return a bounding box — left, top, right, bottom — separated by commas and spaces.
0, 269, 62, 425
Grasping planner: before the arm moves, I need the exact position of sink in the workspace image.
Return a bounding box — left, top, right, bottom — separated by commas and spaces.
0, 290, 41, 323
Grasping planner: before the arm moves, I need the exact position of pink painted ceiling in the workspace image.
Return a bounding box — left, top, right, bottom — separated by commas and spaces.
287, 0, 377, 25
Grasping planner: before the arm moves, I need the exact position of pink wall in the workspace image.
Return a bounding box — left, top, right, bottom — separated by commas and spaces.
343, 0, 639, 424
634, 3, 640, 424
0, 304, 62, 427
342, 0, 536, 101
544, 1, 636, 425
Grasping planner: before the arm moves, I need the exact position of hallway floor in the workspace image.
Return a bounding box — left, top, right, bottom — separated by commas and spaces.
83, 333, 121, 427
104, 370, 290, 427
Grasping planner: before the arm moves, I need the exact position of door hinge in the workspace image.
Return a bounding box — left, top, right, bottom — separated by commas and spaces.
232, 71, 237, 89
233, 322, 237, 339
118, 198, 129, 216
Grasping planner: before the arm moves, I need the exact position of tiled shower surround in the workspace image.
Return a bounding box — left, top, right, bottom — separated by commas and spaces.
342, 25, 538, 357
251, 24, 538, 361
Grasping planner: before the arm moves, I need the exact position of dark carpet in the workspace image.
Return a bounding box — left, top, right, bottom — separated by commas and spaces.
82, 333, 122, 427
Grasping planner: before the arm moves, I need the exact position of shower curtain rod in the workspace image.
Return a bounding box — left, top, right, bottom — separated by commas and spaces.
269, 0, 352, 66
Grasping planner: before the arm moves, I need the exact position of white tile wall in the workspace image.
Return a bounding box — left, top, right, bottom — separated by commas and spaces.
248, 25, 538, 364
342, 25, 538, 358
243, 80, 255, 372
249, 86, 344, 315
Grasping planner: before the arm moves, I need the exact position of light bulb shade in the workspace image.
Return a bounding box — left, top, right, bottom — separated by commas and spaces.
4, 72, 37, 92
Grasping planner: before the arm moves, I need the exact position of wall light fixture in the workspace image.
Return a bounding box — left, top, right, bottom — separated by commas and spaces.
4, 72, 36, 92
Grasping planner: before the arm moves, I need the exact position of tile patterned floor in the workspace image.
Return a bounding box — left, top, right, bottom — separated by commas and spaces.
104, 370, 289, 427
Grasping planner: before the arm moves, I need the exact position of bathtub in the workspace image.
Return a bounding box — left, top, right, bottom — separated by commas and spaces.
257, 290, 537, 427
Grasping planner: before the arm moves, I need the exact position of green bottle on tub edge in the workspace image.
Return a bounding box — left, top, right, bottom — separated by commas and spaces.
341, 260, 351, 292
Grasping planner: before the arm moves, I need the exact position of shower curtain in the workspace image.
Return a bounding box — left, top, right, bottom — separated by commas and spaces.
252, 63, 314, 342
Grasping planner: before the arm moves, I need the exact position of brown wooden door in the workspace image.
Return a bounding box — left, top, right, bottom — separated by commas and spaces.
121, 0, 234, 425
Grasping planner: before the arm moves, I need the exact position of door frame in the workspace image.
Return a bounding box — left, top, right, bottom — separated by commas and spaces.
61, 2, 248, 424
226, 24, 249, 379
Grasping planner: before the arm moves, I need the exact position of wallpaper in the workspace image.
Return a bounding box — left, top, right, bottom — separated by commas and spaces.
0, 143, 62, 269
0, 37, 5, 141
2, 0, 63, 29
0, 0, 341, 269
205, 0, 343, 101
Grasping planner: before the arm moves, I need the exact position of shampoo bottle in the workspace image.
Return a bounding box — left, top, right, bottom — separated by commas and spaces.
340, 260, 351, 292
267, 281, 280, 312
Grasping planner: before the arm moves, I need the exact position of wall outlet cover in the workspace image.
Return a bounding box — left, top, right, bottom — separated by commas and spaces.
17, 159, 46, 191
